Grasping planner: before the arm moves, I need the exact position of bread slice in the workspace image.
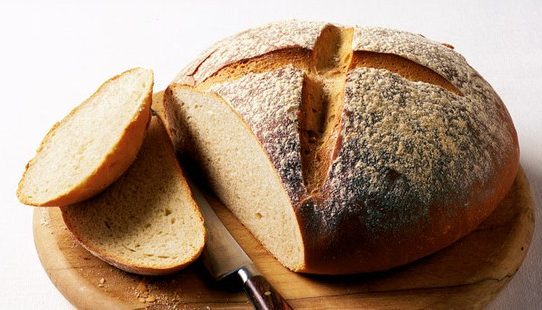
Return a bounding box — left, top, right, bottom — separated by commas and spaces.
17, 68, 154, 206
61, 115, 205, 275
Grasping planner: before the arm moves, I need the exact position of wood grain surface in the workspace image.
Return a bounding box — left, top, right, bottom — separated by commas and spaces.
33, 167, 534, 309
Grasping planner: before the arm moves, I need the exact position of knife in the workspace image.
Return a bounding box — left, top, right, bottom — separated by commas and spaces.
187, 180, 293, 310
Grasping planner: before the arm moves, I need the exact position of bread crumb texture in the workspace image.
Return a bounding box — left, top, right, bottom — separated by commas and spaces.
18, 68, 153, 206
170, 87, 304, 270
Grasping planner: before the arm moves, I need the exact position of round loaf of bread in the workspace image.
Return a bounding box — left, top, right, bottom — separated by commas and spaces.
164, 21, 519, 274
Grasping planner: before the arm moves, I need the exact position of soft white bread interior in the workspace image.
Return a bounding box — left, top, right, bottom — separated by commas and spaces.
61, 115, 205, 276
165, 86, 304, 270
18, 68, 153, 206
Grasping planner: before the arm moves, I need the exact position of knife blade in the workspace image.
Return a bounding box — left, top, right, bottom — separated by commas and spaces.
187, 179, 293, 310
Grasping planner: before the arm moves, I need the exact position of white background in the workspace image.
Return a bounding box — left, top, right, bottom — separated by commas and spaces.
1, 0, 540, 308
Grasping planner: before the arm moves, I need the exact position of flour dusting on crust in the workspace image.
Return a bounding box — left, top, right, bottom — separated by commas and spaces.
321, 66, 513, 233
175, 20, 325, 84
353, 27, 470, 90
209, 65, 307, 201
352, 27, 511, 110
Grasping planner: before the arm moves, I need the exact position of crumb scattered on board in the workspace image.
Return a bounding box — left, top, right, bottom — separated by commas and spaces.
135, 281, 156, 303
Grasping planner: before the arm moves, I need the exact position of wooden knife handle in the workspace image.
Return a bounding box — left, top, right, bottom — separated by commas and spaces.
238, 266, 292, 310
243, 275, 292, 310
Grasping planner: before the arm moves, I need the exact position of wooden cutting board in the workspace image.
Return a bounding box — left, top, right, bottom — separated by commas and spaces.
33, 167, 534, 309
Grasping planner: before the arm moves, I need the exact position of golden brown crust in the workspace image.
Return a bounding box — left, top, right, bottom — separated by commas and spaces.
174, 20, 325, 85
150, 90, 165, 118
17, 68, 153, 207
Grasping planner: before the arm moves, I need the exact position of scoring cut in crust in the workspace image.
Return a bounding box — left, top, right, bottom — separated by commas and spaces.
62, 116, 205, 276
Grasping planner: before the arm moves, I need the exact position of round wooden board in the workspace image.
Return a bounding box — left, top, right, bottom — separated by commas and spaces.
34, 167, 534, 309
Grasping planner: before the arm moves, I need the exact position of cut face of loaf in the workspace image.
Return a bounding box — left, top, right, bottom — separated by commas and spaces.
18, 68, 153, 206
166, 86, 305, 270
61, 116, 205, 276
164, 21, 519, 274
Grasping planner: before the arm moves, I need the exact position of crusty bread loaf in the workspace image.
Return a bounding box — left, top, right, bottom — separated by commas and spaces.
61, 115, 205, 276
18, 68, 153, 206
164, 21, 519, 274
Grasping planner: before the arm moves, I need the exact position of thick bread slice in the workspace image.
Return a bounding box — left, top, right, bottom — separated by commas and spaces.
17, 68, 153, 206
61, 115, 205, 276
